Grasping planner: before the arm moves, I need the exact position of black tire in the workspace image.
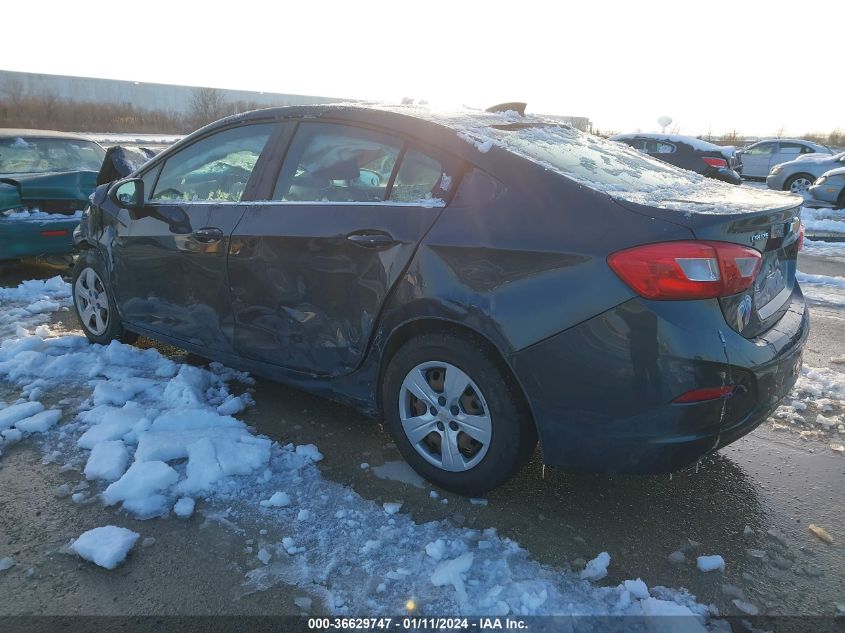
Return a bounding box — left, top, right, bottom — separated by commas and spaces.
783, 173, 815, 194
382, 331, 537, 496
71, 250, 138, 345
837, 188, 845, 210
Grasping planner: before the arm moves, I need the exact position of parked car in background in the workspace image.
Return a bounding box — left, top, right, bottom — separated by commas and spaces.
809, 167, 845, 208
766, 151, 845, 195
72, 105, 808, 494
0, 129, 105, 261
737, 139, 832, 180
610, 133, 742, 184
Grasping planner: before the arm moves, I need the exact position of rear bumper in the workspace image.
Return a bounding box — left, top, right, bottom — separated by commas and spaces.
0, 217, 78, 260
706, 167, 743, 185
511, 286, 808, 474
766, 173, 788, 190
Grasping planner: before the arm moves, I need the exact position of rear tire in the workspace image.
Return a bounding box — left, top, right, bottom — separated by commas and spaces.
837, 189, 845, 210
784, 173, 815, 195
71, 251, 138, 345
382, 331, 536, 496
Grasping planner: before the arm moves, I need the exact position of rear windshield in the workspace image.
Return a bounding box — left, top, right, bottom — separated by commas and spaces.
0, 137, 106, 174
485, 124, 702, 193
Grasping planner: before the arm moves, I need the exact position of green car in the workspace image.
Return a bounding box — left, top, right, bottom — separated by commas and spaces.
1, 129, 105, 262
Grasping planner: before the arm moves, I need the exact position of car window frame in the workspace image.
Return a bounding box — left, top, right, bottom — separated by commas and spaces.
136, 121, 284, 206
255, 119, 460, 208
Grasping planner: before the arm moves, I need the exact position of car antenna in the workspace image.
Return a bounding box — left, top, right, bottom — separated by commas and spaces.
485, 102, 527, 116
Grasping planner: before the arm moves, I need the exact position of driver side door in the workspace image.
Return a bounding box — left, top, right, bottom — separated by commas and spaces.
111, 122, 277, 352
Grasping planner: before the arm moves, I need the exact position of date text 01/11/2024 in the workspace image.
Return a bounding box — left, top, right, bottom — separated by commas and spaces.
306, 617, 528, 630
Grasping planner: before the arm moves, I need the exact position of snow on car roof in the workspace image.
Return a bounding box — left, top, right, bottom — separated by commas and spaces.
374, 106, 797, 215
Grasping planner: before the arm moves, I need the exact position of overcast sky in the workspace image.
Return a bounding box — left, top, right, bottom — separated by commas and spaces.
4, 0, 842, 136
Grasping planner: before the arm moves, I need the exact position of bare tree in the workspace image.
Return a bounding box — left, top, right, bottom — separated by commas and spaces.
189, 87, 228, 129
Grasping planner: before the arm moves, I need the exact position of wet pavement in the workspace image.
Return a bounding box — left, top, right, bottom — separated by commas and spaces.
1, 256, 843, 619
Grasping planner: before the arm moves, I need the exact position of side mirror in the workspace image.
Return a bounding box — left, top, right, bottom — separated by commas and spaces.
108, 178, 144, 209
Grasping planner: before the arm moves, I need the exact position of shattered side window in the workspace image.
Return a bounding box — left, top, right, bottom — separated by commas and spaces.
389, 149, 443, 203
151, 124, 273, 203
273, 123, 401, 203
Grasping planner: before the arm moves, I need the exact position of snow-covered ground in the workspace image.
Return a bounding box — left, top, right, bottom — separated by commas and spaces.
0, 277, 716, 621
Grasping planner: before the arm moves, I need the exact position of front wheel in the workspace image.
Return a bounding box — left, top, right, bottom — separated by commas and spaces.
382, 332, 536, 496
784, 174, 815, 195
71, 253, 137, 345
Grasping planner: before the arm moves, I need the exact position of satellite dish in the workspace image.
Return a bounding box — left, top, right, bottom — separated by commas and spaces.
658, 116, 672, 133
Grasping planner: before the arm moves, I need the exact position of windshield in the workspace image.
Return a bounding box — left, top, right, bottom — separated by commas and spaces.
0, 136, 106, 174
485, 123, 702, 193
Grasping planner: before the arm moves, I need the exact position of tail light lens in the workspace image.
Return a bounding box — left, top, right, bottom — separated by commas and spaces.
702, 156, 728, 169
607, 241, 762, 300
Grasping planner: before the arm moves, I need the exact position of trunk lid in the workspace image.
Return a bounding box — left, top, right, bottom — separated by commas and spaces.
613, 186, 803, 338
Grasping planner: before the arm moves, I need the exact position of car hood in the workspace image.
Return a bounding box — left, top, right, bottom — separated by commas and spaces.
792, 151, 843, 164
0, 170, 98, 212
821, 166, 845, 178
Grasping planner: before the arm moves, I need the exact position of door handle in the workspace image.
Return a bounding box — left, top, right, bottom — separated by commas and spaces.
192, 227, 224, 244
346, 231, 398, 249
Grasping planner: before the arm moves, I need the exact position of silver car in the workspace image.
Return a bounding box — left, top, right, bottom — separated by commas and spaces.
766, 151, 845, 194
808, 166, 845, 208
738, 139, 831, 179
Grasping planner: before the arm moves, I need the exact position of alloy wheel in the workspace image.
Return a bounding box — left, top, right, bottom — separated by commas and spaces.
398, 361, 492, 472
74, 267, 110, 336
789, 177, 813, 194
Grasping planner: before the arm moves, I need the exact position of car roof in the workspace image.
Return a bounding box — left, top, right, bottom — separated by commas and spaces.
749, 138, 829, 149
191, 103, 572, 144
0, 128, 101, 143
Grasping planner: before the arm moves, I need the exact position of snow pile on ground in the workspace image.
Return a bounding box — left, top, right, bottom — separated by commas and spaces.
1, 209, 83, 221
70, 525, 140, 569
0, 276, 72, 339
0, 278, 716, 620
796, 271, 845, 308
770, 365, 845, 443
803, 238, 845, 259
802, 207, 845, 235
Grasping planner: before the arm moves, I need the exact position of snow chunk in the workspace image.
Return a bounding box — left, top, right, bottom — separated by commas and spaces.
102, 460, 179, 507
623, 578, 650, 600
0, 557, 15, 572
580, 552, 611, 581
15, 408, 61, 433
295, 444, 323, 462
0, 401, 44, 431
732, 599, 759, 615
260, 491, 291, 508
383, 502, 402, 515
430, 552, 474, 604
173, 497, 195, 518
696, 555, 725, 572
257, 547, 272, 565
425, 539, 447, 561
216, 395, 247, 415
84, 440, 129, 482
70, 526, 140, 570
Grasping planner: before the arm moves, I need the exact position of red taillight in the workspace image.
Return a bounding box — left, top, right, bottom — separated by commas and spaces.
607, 241, 762, 300
702, 156, 728, 169
673, 385, 736, 404
797, 223, 804, 251
40, 229, 68, 237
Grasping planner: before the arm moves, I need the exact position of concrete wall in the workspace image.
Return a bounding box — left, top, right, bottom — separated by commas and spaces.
0, 69, 344, 114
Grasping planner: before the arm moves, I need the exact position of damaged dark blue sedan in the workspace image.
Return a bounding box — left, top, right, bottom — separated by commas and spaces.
72, 104, 809, 495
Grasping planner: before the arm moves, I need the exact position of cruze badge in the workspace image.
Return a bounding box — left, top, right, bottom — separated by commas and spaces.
737, 294, 753, 330
751, 231, 769, 243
